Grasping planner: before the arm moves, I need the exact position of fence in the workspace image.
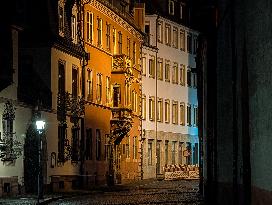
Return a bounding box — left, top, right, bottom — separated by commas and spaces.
163, 164, 199, 180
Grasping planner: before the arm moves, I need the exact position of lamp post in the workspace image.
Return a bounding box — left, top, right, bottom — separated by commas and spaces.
35, 120, 45, 204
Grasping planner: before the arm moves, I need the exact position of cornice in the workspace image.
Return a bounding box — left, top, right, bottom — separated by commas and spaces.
89, 0, 143, 41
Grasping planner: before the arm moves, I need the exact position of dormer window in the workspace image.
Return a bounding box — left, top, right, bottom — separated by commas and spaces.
59, 6, 64, 34
169, 0, 174, 15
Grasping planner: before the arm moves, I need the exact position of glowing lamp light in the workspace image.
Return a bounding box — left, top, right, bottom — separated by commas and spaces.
36, 120, 45, 133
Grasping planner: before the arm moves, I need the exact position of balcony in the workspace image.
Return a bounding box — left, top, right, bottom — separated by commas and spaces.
112, 54, 132, 74
110, 107, 133, 144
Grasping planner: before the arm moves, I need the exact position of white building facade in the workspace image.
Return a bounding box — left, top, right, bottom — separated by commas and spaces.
141, 14, 199, 179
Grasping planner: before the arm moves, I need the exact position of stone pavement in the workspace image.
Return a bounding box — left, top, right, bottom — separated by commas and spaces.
0, 179, 203, 205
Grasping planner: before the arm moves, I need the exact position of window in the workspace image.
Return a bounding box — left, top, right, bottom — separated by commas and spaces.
86, 12, 93, 43
113, 28, 116, 54
187, 104, 192, 126
149, 96, 155, 121
97, 18, 102, 46
180, 29, 185, 51
172, 101, 178, 124
106, 23, 111, 50
192, 72, 197, 88
96, 74, 102, 103
58, 124, 66, 162
178, 142, 183, 164
165, 61, 170, 82
58, 61, 65, 94
172, 141, 176, 164
59, 6, 64, 34
148, 140, 153, 165
96, 129, 101, 160
193, 106, 198, 126
72, 67, 78, 98
180, 102, 185, 125
169, 0, 174, 15
142, 94, 146, 120
193, 35, 198, 54
157, 98, 163, 122
51, 152, 56, 168
157, 58, 163, 80
71, 15, 77, 42
132, 91, 137, 113
106, 77, 110, 104
165, 99, 170, 123
180, 4, 183, 19
180, 64, 186, 86
165, 24, 171, 46
113, 85, 121, 107
127, 38, 131, 58
157, 21, 163, 43
125, 83, 131, 107
142, 56, 146, 76
187, 33, 192, 53
126, 136, 130, 158
133, 136, 137, 159
187, 68, 192, 87
172, 63, 178, 84
149, 56, 155, 78
165, 141, 169, 165
118, 32, 122, 54
87, 69, 93, 101
132, 42, 136, 65
86, 128, 92, 160
173, 27, 178, 48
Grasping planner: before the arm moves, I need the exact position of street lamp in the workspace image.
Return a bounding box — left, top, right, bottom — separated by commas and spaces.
35, 119, 45, 204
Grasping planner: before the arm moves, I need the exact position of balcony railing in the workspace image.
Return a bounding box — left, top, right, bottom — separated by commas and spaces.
110, 107, 133, 144
112, 54, 132, 74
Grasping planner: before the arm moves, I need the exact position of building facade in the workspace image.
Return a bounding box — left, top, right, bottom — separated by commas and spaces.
141, 0, 199, 179
82, 0, 144, 185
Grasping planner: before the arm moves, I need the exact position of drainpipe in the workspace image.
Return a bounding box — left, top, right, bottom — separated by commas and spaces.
155, 15, 159, 178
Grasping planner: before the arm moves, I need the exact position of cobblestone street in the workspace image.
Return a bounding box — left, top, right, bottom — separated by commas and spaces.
49, 179, 203, 205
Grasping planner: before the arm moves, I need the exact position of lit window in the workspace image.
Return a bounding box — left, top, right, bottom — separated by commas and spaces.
96, 74, 102, 103
173, 27, 178, 48
142, 94, 146, 120
106, 77, 110, 104
71, 15, 77, 42
149, 56, 155, 78
59, 6, 64, 34
127, 38, 131, 58
86, 12, 93, 43
172, 101, 178, 124
157, 98, 163, 122
165, 61, 170, 82
172, 63, 178, 84
87, 69, 93, 101
97, 18, 102, 46
157, 21, 163, 43
180, 102, 185, 125
165, 99, 170, 123
157, 58, 163, 80
118, 32, 122, 54
180, 29, 185, 51
149, 96, 155, 121
165, 24, 171, 46
106, 23, 111, 50
142, 56, 146, 76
